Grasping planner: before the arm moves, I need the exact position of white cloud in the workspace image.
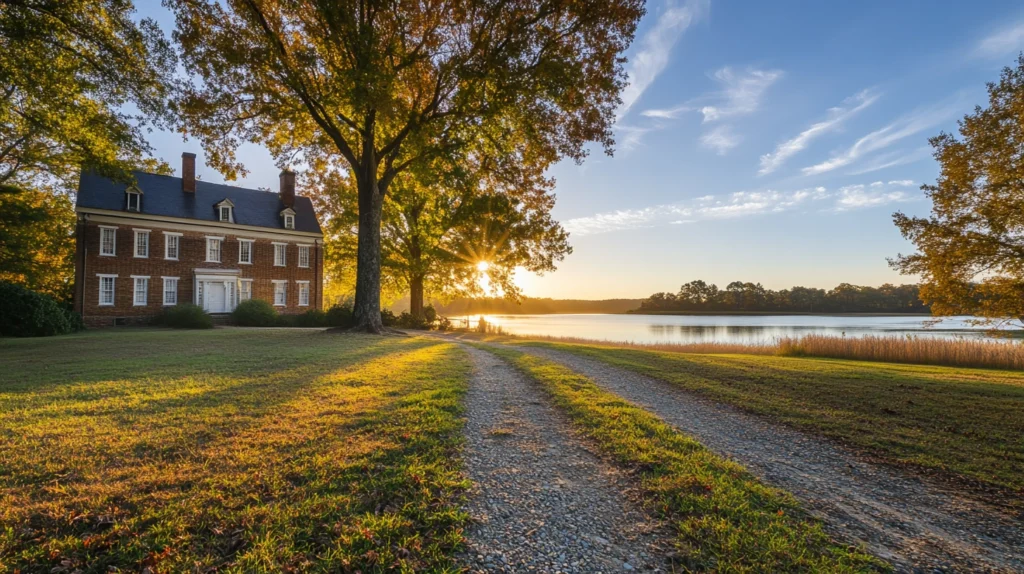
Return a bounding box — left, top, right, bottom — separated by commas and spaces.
564, 181, 913, 235
565, 185, 829, 235
615, 124, 657, 153
802, 101, 960, 176
700, 125, 741, 154
844, 146, 932, 176
758, 89, 878, 175
698, 67, 784, 122
618, 0, 708, 120
975, 20, 1024, 58
833, 184, 914, 211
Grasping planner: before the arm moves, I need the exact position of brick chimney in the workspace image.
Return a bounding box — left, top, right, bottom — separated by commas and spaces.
279, 169, 295, 208
182, 152, 196, 194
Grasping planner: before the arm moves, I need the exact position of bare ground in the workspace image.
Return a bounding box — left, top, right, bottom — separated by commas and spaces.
457, 345, 674, 573
507, 344, 1024, 573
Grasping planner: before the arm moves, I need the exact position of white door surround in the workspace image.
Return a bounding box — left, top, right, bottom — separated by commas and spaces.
194, 269, 242, 314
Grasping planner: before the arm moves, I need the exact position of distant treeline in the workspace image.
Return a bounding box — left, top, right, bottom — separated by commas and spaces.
634, 281, 930, 314
422, 297, 642, 315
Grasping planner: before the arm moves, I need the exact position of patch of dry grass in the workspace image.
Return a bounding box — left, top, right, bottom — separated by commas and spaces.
0, 329, 470, 573
777, 334, 1024, 370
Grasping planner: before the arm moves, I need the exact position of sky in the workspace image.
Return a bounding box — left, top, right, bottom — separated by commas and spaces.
137, 1, 1024, 300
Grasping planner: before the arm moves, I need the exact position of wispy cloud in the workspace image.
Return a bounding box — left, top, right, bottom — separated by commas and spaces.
639, 66, 782, 154
833, 182, 915, 211
802, 100, 961, 176
975, 19, 1024, 58
642, 66, 783, 122
700, 125, 741, 154
565, 181, 912, 236
698, 67, 784, 122
618, 0, 708, 120
758, 90, 878, 175
845, 146, 932, 175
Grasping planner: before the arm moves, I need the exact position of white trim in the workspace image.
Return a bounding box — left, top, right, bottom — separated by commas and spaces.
272, 280, 288, 306
272, 242, 287, 267
297, 244, 310, 268
205, 235, 226, 240
96, 273, 119, 277
131, 276, 149, 306
194, 268, 241, 275
205, 236, 223, 263
297, 280, 310, 307
133, 229, 150, 258
97, 274, 117, 306
99, 226, 117, 257
238, 278, 253, 302
163, 232, 180, 260
162, 276, 179, 306
238, 238, 254, 264
77, 208, 323, 240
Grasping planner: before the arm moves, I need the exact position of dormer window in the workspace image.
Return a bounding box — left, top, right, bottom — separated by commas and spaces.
126, 187, 142, 212
215, 199, 235, 223
280, 207, 296, 230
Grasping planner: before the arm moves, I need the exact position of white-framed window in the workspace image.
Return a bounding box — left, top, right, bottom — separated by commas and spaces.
272, 280, 287, 306
206, 236, 223, 263
97, 274, 117, 306
273, 243, 287, 266
238, 239, 254, 264
127, 191, 141, 212
164, 232, 181, 260
162, 277, 178, 306
239, 279, 252, 302
298, 245, 310, 268
284, 214, 295, 229
132, 276, 149, 306
99, 226, 117, 256
219, 205, 232, 222
297, 281, 310, 306
134, 229, 150, 258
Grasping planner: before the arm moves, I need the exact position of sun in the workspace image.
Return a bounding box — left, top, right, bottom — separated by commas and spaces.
476, 261, 490, 272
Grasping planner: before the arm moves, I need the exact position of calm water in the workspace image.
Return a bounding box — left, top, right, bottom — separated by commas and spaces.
450, 313, 995, 345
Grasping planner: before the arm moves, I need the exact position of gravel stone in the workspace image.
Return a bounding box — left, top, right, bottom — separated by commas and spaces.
456, 345, 671, 573
509, 345, 1024, 572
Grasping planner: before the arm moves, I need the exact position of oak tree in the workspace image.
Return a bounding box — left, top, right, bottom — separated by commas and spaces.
168, 0, 642, 332
313, 146, 571, 319
0, 0, 175, 189
892, 55, 1024, 329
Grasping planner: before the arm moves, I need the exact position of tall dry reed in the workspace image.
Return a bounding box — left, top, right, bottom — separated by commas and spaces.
511, 333, 1024, 370
776, 334, 1024, 370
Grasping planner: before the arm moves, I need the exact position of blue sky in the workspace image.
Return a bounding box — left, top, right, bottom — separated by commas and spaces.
138, 1, 1024, 299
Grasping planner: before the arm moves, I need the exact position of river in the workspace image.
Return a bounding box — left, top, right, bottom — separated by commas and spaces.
448, 313, 997, 345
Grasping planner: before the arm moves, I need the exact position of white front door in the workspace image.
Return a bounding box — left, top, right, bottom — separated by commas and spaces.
205, 281, 226, 313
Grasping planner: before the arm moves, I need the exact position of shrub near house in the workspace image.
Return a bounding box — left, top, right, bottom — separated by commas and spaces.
73, 153, 324, 327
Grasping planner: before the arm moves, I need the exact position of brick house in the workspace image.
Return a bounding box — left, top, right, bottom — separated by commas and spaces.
73, 153, 324, 327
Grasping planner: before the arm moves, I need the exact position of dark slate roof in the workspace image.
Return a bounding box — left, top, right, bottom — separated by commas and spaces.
76, 170, 322, 235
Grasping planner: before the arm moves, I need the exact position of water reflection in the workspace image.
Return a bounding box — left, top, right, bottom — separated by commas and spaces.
453, 313, 994, 345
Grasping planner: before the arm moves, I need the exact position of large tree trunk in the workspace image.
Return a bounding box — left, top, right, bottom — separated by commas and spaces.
352, 172, 386, 333
409, 274, 425, 319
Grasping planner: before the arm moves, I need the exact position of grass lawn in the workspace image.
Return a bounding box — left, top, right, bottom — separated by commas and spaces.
0, 329, 470, 573
517, 341, 1024, 501
479, 344, 887, 572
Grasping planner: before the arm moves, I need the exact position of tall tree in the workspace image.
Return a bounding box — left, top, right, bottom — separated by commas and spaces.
0, 0, 175, 188
0, 184, 75, 301
891, 55, 1024, 329
169, 0, 642, 332
313, 135, 571, 319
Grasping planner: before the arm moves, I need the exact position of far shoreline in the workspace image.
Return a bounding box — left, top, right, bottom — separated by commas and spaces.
623, 311, 937, 317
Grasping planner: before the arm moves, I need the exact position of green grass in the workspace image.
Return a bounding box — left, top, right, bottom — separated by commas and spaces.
0, 329, 471, 573
517, 341, 1024, 500
478, 344, 888, 573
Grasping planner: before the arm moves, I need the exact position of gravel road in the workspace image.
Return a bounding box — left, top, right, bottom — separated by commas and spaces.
508, 344, 1024, 573
457, 345, 672, 573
